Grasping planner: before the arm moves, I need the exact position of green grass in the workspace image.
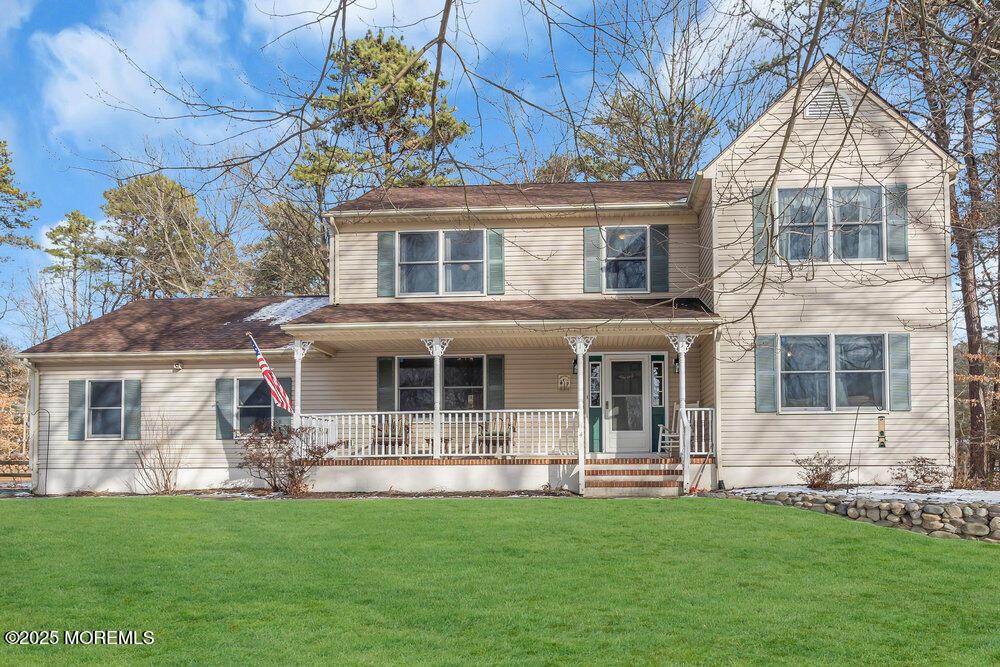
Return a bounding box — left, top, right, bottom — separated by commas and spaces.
1, 497, 999, 665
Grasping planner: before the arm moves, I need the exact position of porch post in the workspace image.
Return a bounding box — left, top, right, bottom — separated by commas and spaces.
565, 335, 595, 495
291, 340, 312, 429
666, 333, 696, 493
422, 337, 453, 459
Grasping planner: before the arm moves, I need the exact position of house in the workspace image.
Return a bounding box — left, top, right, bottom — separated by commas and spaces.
19, 57, 958, 495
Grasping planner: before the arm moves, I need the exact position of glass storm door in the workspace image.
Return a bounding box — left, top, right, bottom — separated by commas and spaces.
603, 356, 649, 453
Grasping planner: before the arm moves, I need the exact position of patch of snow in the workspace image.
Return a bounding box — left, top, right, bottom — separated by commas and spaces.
731, 485, 1000, 504
244, 296, 327, 326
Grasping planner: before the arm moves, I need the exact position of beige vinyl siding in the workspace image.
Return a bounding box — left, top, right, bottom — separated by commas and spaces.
334, 213, 700, 303
703, 64, 953, 475
696, 194, 715, 309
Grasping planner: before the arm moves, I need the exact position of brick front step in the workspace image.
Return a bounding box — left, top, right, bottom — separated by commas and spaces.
586, 457, 715, 465
587, 480, 682, 488
586, 468, 681, 477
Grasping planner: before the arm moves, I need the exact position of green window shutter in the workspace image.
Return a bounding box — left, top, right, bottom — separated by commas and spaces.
68, 380, 86, 441
649, 225, 669, 292
486, 355, 505, 409
752, 188, 771, 266
583, 227, 603, 293
215, 378, 234, 440
886, 184, 908, 261
888, 334, 911, 411
274, 377, 293, 428
376, 357, 395, 411
123, 379, 142, 440
377, 231, 396, 297
755, 335, 778, 412
487, 229, 505, 295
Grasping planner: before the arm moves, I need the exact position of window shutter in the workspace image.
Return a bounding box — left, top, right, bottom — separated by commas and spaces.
486, 355, 505, 409
376, 357, 395, 411
123, 379, 142, 440
377, 231, 396, 297
274, 377, 293, 428
752, 188, 771, 266
888, 334, 911, 411
487, 229, 505, 294
215, 378, 234, 440
755, 335, 778, 413
886, 184, 908, 261
583, 227, 602, 293
649, 225, 669, 292
68, 380, 86, 441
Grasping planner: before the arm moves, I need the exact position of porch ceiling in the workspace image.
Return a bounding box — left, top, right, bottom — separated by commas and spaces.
281, 321, 717, 353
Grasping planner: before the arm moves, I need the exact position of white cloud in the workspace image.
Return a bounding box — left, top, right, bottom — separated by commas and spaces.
32, 0, 234, 144
0, 0, 36, 41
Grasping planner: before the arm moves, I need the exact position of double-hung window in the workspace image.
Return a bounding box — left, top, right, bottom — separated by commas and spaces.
398, 230, 485, 295
237, 378, 274, 432
777, 188, 827, 262
779, 334, 886, 411
87, 380, 123, 438
832, 186, 883, 260
775, 185, 888, 263
396, 356, 485, 411
604, 226, 648, 292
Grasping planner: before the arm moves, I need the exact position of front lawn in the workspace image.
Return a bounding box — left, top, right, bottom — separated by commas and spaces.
1, 496, 998, 664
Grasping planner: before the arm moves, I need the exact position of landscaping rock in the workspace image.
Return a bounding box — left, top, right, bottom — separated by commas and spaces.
929, 531, 961, 539
889, 501, 905, 516
945, 505, 963, 519
923, 504, 945, 515
923, 520, 944, 531
964, 523, 991, 537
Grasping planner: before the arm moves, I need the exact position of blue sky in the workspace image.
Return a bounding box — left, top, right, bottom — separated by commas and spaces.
2, 0, 609, 344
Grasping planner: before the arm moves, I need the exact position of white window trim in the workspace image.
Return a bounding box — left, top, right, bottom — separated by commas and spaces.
651, 359, 665, 408
772, 184, 889, 266
85, 378, 125, 440
396, 230, 487, 298
394, 354, 487, 411
233, 377, 277, 433
601, 224, 651, 294
588, 359, 602, 409
776, 333, 889, 414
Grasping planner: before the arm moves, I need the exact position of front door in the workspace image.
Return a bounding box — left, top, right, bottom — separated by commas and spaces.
603, 355, 649, 454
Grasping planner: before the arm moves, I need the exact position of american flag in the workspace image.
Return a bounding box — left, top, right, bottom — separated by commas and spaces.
247, 333, 292, 412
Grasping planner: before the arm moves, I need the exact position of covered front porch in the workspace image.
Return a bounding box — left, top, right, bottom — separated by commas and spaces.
281, 299, 720, 494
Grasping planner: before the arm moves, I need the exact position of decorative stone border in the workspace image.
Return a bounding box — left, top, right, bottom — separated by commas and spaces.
700, 490, 1000, 542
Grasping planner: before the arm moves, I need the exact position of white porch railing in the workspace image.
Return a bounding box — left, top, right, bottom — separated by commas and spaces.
441, 409, 577, 457
658, 407, 716, 457
300, 409, 578, 459
300, 411, 435, 457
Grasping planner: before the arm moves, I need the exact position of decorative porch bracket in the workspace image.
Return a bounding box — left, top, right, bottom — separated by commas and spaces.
291, 340, 313, 429
665, 333, 697, 493
422, 337, 454, 458
565, 335, 596, 495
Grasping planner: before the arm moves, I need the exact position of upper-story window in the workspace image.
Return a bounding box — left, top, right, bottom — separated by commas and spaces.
775, 185, 887, 263
398, 230, 485, 295
604, 226, 649, 292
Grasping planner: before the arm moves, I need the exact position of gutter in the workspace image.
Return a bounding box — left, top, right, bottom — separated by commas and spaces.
282, 316, 723, 333
17, 348, 293, 361
326, 200, 691, 221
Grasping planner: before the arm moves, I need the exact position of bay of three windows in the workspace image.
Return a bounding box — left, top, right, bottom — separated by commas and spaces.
777, 185, 887, 262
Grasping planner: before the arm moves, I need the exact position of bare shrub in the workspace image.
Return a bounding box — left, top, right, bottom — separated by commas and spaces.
237, 425, 334, 495
792, 452, 850, 490
134, 412, 184, 494
889, 456, 949, 492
